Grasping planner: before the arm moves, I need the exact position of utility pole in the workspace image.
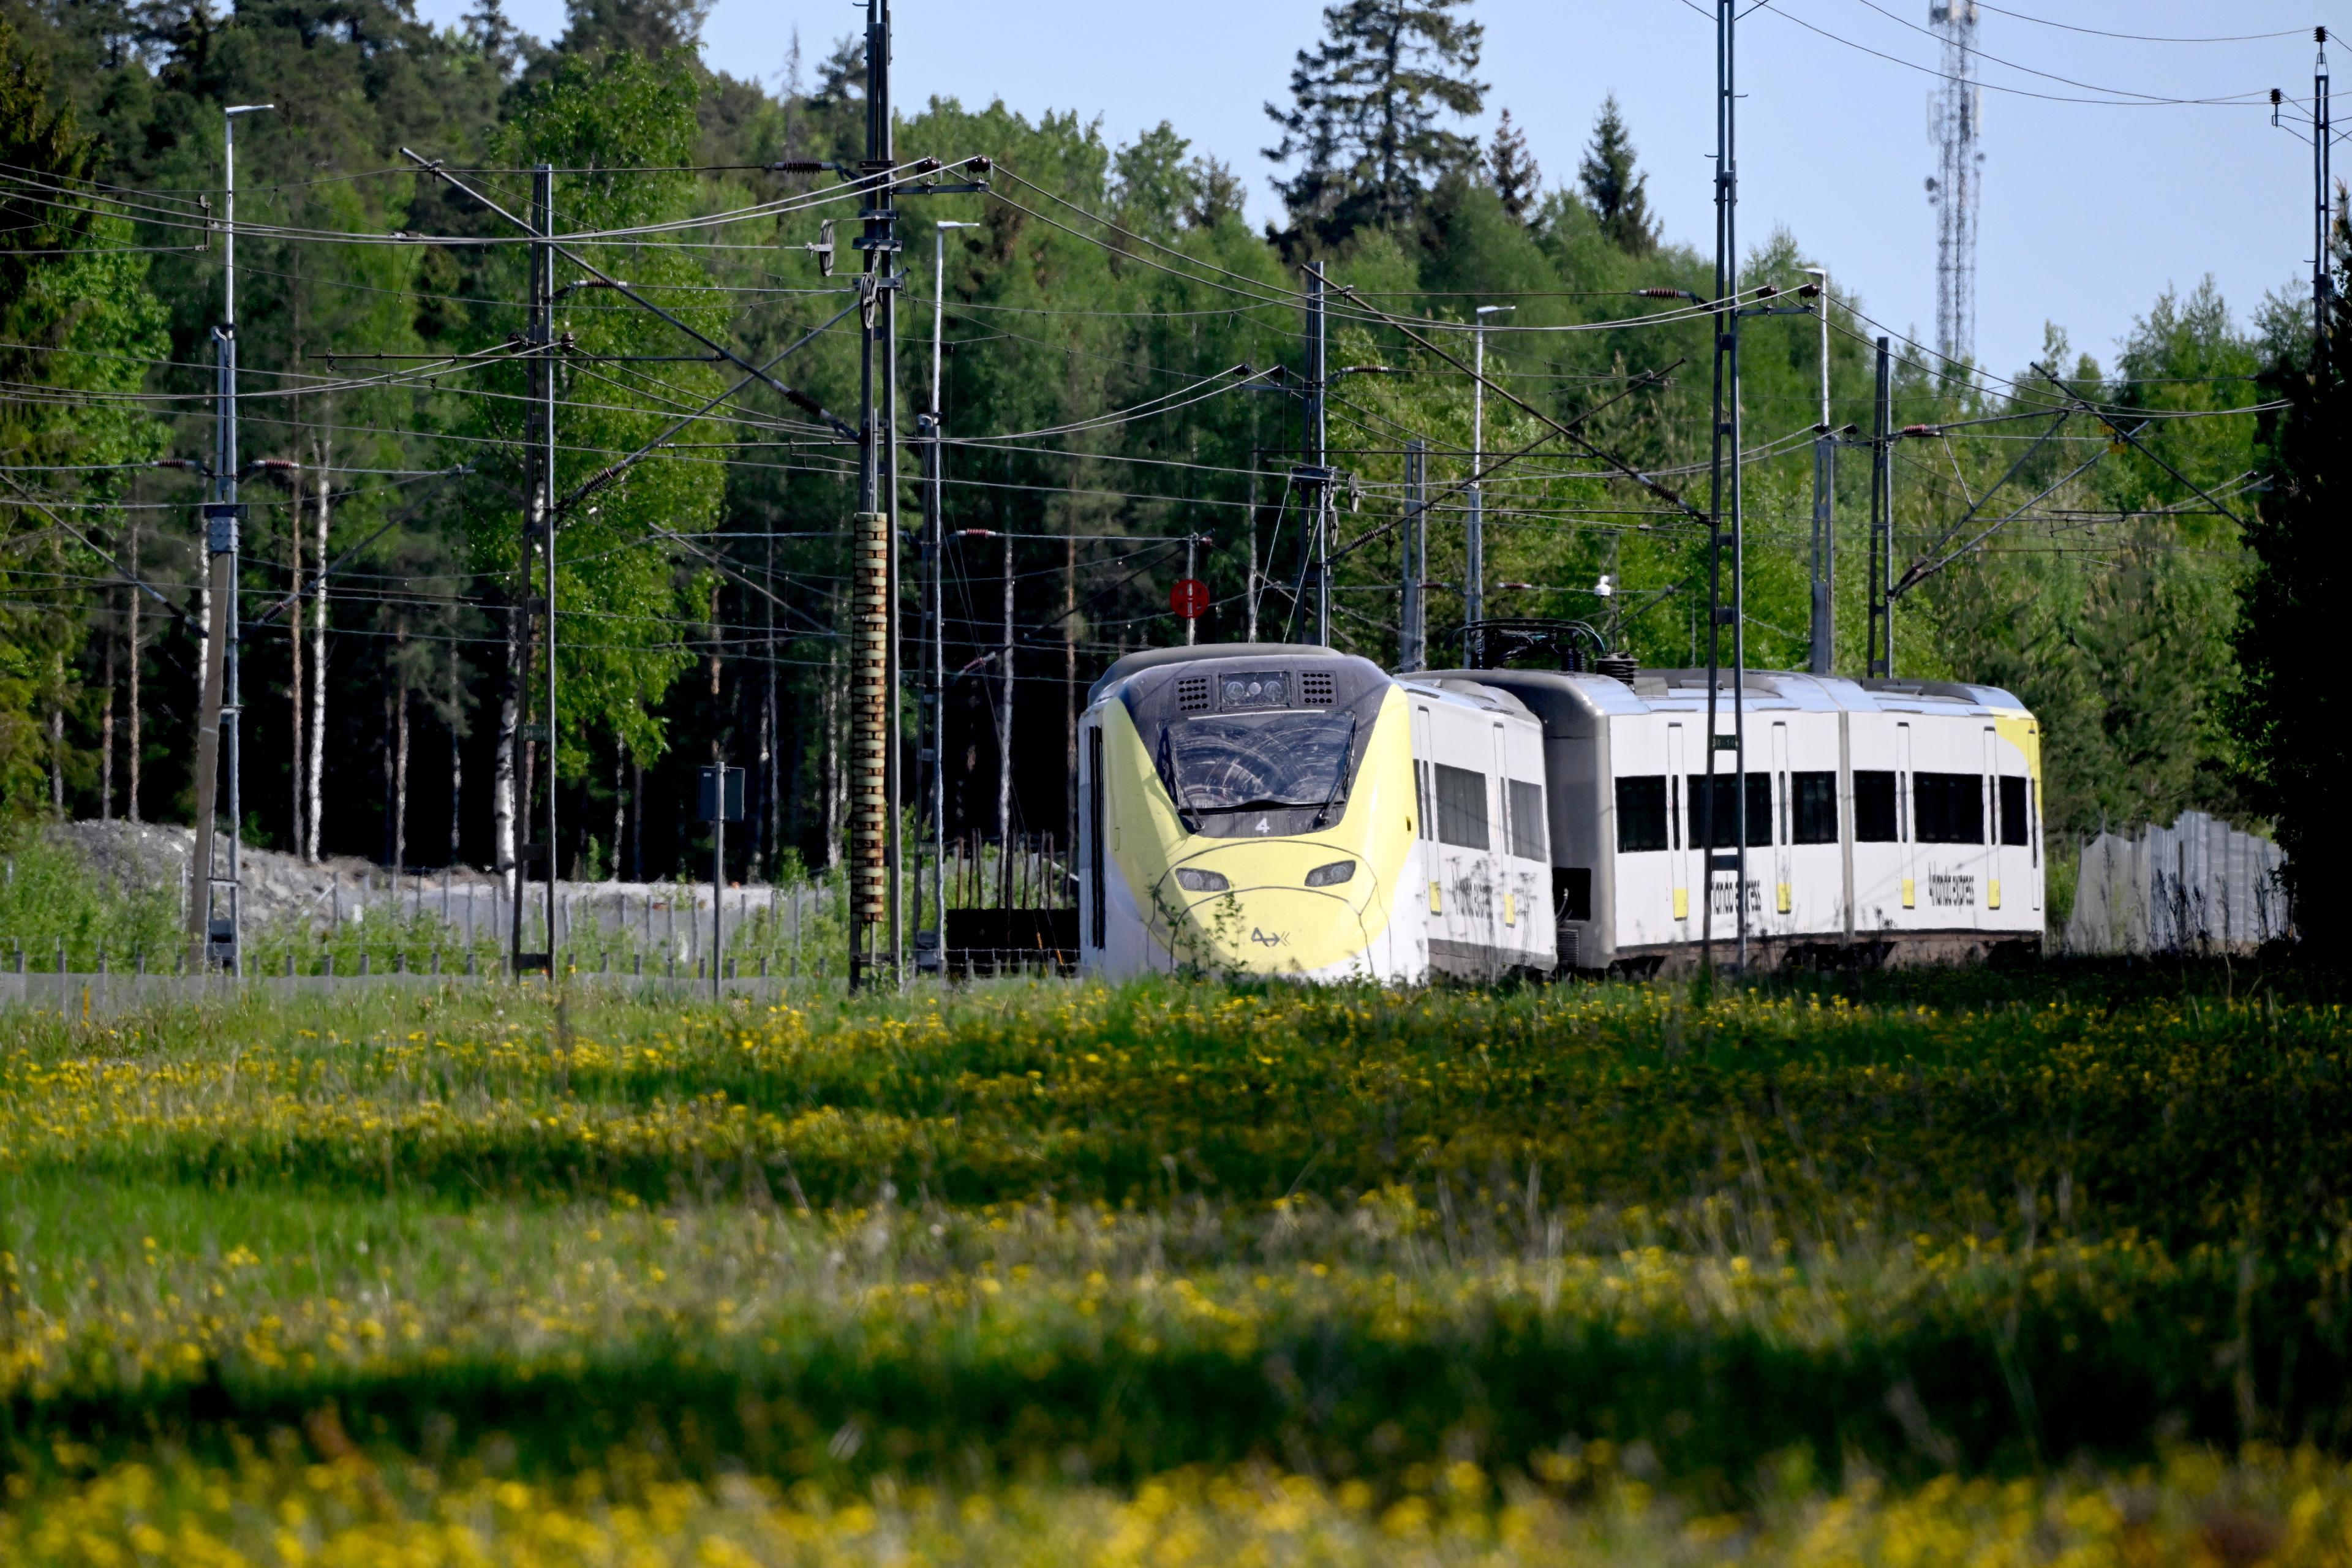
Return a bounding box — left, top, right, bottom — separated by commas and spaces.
2321, 29, 2335, 369
1305, 262, 1330, 646
1928, 0, 1983, 372
537, 164, 558, 971
511, 164, 557, 978
1699, 0, 1747, 973
1184, 531, 1199, 646
1401, 436, 1427, 671
2277, 35, 2336, 368
188, 101, 271, 975
1468, 304, 1513, 663
848, 0, 899, 991
1867, 336, 1893, 677
918, 221, 974, 976
997, 527, 1012, 884
1805, 267, 1833, 675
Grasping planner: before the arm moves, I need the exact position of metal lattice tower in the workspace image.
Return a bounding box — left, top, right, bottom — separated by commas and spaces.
1926, 1, 1982, 369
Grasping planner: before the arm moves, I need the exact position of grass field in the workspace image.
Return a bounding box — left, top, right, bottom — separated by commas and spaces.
2, 962, 2350, 1564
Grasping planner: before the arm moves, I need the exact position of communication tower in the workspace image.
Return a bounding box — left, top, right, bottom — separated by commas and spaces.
1925, 1, 1982, 371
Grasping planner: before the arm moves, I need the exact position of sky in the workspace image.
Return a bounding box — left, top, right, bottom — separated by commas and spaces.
413, 0, 2350, 381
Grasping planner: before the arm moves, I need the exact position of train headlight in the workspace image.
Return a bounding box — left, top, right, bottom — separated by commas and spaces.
1174, 867, 1231, 894
1303, 859, 1355, 888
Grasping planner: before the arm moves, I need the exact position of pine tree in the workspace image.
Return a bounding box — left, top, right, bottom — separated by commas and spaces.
461, 0, 525, 79
1488, 107, 1539, 222
811, 32, 863, 106
2237, 248, 2351, 946
1263, 0, 1486, 251
553, 0, 708, 61
1577, 94, 1657, 255
1185, 156, 1247, 231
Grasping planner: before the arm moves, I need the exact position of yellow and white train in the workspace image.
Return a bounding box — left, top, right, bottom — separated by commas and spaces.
1078, 643, 2045, 981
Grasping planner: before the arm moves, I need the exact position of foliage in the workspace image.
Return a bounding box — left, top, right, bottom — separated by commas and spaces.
13, 1442, 2352, 1566
1577, 95, 1656, 257
462, 47, 724, 775
0, 964, 2347, 1544
1264, 0, 1487, 253
2238, 251, 2351, 943
0, 17, 167, 816
0, 0, 2279, 889
1486, 107, 1538, 223
0, 824, 180, 963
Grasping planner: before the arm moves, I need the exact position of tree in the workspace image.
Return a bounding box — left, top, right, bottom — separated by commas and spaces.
1185, 156, 1246, 231
1488, 106, 1539, 221
1264, 0, 1485, 252
0, 19, 167, 816
1113, 123, 1195, 235
465, 48, 726, 873
551, 0, 706, 61
2237, 258, 2350, 946
1578, 94, 1657, 256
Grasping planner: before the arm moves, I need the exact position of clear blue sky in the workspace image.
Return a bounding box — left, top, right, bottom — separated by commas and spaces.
419, 0, 2350, 380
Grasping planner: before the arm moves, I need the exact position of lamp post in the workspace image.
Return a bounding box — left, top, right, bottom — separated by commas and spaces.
1468, 304, 1515, 663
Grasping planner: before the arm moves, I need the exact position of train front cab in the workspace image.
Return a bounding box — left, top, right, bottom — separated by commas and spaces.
1078, 645, 1424, 982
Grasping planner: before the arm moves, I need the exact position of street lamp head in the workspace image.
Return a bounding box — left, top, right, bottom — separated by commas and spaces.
225, 104, 275, 116
1475, 304, 1517, 320
937, 220, 980, 231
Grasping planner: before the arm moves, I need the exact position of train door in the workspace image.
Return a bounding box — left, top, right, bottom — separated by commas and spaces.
1489, 720, 1511, 960
1665, 722, 1690, 930
2029, 745, 2043, 918
1412, 701, 1438, 936
1983, 726, 2006, 927
1770, 722, 1793, 930
1895, 722, 1917, 914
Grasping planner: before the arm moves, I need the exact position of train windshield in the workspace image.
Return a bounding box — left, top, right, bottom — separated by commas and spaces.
1159, 712, 1359, 826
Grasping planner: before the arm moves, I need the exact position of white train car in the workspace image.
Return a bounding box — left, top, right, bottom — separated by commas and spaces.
1078, 645, 1554, 982
1423, 666, 2046, 970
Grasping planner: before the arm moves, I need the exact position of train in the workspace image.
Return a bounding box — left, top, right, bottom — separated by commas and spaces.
1077, 641, 2045, 981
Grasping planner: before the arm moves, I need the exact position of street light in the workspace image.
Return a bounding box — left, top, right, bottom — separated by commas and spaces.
1468, 304, 1515, 659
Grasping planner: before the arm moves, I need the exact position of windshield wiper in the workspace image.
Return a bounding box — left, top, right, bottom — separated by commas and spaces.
1310, 716, 1358, 829
1155, 729, 1201, 834
1190, 798, 1310, 816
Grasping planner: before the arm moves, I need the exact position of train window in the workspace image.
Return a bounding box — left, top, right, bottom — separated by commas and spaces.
1416, 760, 1432, 839
1793, 771, 1839, 844
1433, 763, 1490, 849
1508, 780, 1548, 860
1999, 775, 2029, 846
1914, 772, 1985, 843
1615, 775, 1668, 853
1684, 774, 1773, 848
1853, 771, 1898, 842
1670, 775, 1682, 850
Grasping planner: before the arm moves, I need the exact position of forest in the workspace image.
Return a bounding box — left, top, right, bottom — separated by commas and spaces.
0, 0, 2332, 909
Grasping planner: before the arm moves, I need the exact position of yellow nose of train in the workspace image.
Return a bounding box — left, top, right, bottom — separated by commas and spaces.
1155, 843, 1378, 976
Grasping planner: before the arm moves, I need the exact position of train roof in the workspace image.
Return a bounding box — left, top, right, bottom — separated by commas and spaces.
1090, 644, 1533, 722
1415, 666, 2033, 735
1088, 643, 1382, 704
1090, 646, 2029, 728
